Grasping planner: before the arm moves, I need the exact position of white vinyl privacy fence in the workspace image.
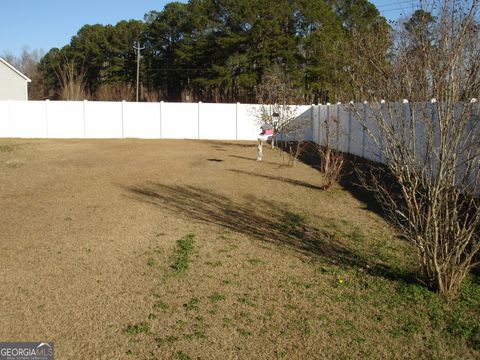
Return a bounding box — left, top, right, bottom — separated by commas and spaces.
0, 100, 312, 141
0, 99, 437, 162
1, 100, 478, 171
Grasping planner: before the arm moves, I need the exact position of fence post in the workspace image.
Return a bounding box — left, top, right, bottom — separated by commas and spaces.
160, 101, 163, 139
121, 100, 125, 138
317, 105, 321, 145
326, 103, 331, 148
7, 99, 12, 138
336, 102, 341, 150
310, 104, 314, 143
347, 101, 353, 154
236, 102, 239, 140
198, 101, 202, 140
45, 99, 49, 138
83, 100, 87, 138
362, 101, 368, 158
379, 100, 386, 163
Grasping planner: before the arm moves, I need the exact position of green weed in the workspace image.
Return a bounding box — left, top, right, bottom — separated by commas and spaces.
153, 300, 169, 311
183, 297, 201, 311
247, 258, 263, 266
124, 322, 150, 335
174, 351, 192, 360
208, 293, 226, 302
171, 234, 195, 273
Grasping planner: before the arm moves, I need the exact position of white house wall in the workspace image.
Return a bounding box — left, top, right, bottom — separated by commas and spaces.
0, 62, 28, 100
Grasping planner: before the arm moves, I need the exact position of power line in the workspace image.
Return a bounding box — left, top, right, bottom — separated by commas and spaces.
375, 0, 416, 8
133, 41, 145, 102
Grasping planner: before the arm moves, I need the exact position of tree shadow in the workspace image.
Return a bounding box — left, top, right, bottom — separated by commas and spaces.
228, 155, 279, 165
228, 169, 326, 191
205, 140, 255, 148
281, 142, 390, 218
123, 183, 417, 284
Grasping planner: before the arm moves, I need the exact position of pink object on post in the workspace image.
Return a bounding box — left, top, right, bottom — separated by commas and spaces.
263, 129, 274, 136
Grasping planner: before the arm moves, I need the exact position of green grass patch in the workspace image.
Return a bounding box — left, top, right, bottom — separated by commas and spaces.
124, 322, 150, 335
147, 258, 155, 267
183, 297, 202, 311
247, 258, 263, 266
208, 293, 226, 302
280, 211, 306, 232
174, 351, 192, 360
171, 233, 195, 274
153, 300, 169, 311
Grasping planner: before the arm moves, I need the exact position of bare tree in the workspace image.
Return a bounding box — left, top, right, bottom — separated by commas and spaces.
349, 0, 480, 297
255, 67, 309, 165
1, 47, 46, 99
54, 59, 89, 101
313, 107, 344, 189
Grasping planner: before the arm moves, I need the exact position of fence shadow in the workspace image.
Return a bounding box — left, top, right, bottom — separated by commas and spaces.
228, 169, 326, 191
277, 142, 390, 218
228, 155, 279, 166
124, 182, 417, 284
206, 140, 256, 148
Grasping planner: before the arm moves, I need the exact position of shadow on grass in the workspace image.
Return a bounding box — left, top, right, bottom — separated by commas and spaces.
124, 182, 417, 285
228, 155, 279, 166
282, 142, 390, 218
206, 141, 255, 149
228, 169, 326, 191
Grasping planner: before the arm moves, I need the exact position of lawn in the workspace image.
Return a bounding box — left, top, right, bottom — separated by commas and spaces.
0, 139, 479, 359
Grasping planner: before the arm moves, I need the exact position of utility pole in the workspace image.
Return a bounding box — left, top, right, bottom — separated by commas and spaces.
133, 41, 145, 102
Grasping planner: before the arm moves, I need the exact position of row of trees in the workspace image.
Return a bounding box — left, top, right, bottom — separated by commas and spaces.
32, 0, 388, 102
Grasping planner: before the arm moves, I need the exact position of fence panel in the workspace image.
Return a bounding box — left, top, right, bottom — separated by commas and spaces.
123, 102, 161, 139
199, 103, 237, 140
47, 101, 84, 138
0, 101, 9, 137
11, 101, 47, 138
85, 101, 122, 139
236, 104, 261, 141
161, 102, 198, 139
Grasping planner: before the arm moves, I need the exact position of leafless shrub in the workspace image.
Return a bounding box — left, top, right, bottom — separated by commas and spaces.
315, 145, 344, 190
313, 111, 345, 189
141, 86, 163, 102
54, 60, 89, 101
254, 67, 309, 165
349, 0, 480, 297
95, 83, 135, 101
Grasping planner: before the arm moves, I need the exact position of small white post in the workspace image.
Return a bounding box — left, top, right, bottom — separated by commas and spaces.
257, 140, 263, 161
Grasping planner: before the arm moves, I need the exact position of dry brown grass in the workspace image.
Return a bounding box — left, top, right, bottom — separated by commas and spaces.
0, 139, 478, 359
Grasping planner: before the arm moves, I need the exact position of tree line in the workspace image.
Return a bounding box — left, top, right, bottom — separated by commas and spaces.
31, 0, 389, 103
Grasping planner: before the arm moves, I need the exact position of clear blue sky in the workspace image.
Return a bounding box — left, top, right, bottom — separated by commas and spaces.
1, 0, 418, 56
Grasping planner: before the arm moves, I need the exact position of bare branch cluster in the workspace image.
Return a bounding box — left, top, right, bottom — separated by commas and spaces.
349, 0, 480, 297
